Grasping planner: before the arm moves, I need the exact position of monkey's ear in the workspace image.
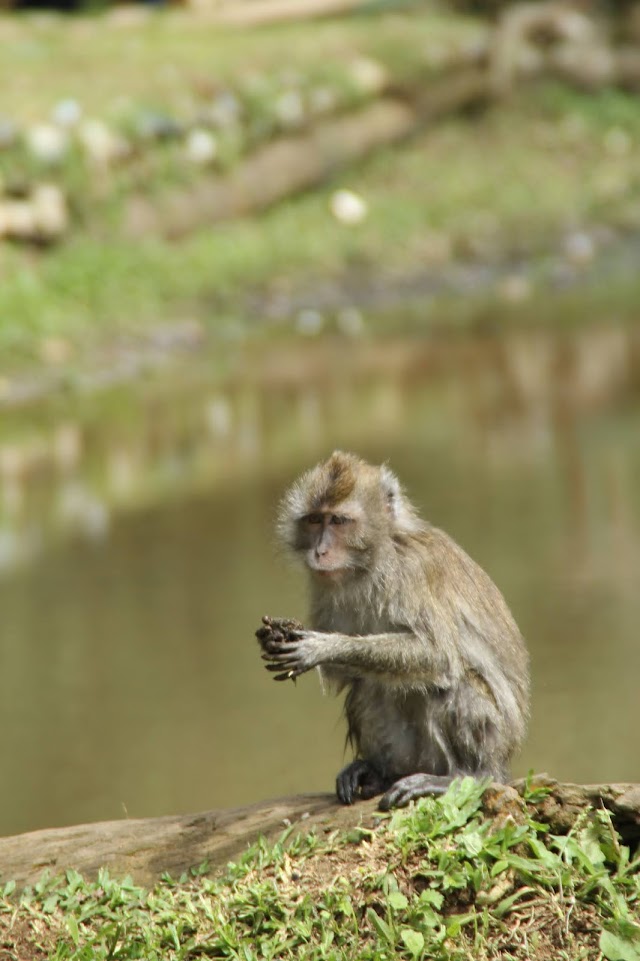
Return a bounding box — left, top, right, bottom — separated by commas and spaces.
380, 465, 419, 532
380, 466, 401, 514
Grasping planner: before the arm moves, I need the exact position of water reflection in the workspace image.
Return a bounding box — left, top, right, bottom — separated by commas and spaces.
0, 323, 639, 836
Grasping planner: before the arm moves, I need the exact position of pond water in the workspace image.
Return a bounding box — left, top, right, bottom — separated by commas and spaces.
0, 322, 639, 837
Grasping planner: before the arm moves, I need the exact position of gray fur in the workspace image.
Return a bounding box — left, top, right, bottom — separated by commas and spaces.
272, 452, 530, 805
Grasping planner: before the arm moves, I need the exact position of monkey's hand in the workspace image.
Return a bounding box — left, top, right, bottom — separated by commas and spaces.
256, 616, 305, 650
256, 616, 322, 682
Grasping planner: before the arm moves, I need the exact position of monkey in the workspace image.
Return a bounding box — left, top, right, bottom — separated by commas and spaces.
256, 451, 529, 811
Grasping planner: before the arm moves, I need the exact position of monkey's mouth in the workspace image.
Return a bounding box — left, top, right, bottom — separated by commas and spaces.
312, 565, 348, 579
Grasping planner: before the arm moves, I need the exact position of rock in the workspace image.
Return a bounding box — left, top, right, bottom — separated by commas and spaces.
0, 201, 37, 240
0, 185, 68, 244
52, 98, 82, 130
207, 90, 242, 129
349, 57, 388, 96
136, 111, 183, 142
78, 119, 131, 167
274, 89, 305, 129
512, 775, 640, 843
185, 128, 218, 165
295, 308, 324, 336
563, 230, 596, 266
26, 124, 68, 165
330, 189, 368, 225
31, 184, 69, 240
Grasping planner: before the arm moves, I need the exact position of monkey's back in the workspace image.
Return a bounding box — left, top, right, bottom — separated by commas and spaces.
312, 522, 529, 784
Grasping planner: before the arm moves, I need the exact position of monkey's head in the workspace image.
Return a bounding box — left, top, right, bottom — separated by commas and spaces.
277, 451, 420, 583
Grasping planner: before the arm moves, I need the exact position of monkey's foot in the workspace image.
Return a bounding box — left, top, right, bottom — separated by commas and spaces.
336, 760, 385, 805
379, 773, 456, 811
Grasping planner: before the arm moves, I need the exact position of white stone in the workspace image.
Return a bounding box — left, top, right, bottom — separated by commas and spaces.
32, 184, 68, 239
185, 128, 217, 165
295, 309, 324, 336
330, 189, 368, 225
208, 91, 242, 129
0, 201, 37, 239
274, 89, 305, 129
52, 98, 82, 129
349, 57, 387, 95
79, 119, 129, 166
563, 231, 595, 266
26, 123, 68, 165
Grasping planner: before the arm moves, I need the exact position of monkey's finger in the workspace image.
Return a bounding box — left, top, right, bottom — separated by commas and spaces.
260, 651, 295, 664
256, 636, 285, 650
264, 661, 298, 672
273, 669, 301, 682
262, 644, 299, 657
259, 636, 288, 652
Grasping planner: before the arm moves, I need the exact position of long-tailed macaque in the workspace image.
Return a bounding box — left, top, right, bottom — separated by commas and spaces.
256, 451, 529, 810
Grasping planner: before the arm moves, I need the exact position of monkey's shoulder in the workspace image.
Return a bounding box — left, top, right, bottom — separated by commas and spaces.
395, 524, 505, 597
393, 524, 526, 649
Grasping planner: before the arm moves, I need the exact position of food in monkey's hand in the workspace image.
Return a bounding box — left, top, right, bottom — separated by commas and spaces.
256, 616, 306, 681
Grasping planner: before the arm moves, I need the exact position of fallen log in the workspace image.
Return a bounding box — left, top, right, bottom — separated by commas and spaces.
0, 793, 376, 890
125, 66, 491, 239
213, 0, 364, 27
1, 777, 639, 890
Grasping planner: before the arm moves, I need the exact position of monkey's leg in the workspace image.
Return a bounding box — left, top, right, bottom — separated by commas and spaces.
379, 773, 459, 811
336, 760, 385, 805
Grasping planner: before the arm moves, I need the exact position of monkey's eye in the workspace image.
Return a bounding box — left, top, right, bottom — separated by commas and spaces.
330, 515, 351, 526
305, 513, 324, 525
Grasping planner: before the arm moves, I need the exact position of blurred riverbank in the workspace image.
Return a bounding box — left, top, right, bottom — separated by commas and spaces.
2, 3, 640, 385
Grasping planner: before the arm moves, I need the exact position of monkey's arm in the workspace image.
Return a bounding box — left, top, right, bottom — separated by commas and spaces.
258, 620, 448, 683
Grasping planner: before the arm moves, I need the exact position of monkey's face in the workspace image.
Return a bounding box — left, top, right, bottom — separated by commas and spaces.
295, 507, 380, 582
278, 451, 412, 579
298, 510, 357, 579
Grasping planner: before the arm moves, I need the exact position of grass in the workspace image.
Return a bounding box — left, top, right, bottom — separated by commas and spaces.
2, 84, 640, 354
1, 779, 639, 960
0, 9, 480, 120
